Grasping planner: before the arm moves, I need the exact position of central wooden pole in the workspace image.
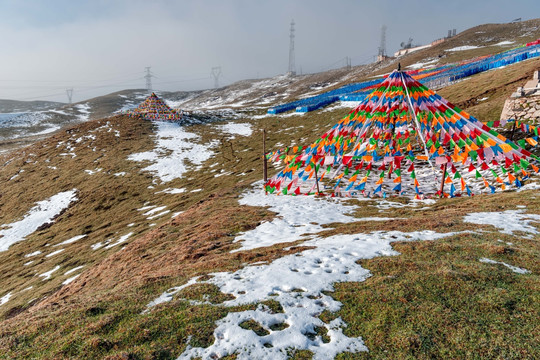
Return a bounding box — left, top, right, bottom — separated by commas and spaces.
510, 120, 517, 141
263, 129, 268, 183
314, 164, 321, 194
389, 116, 396, 179
439, 163, 448, 197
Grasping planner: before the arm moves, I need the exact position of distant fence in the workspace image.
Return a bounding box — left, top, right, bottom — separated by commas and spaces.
267, 42, 540, 115
267, 78, 383, 114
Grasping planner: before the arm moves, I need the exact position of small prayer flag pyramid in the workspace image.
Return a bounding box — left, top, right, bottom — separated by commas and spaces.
128, 92, 183, 122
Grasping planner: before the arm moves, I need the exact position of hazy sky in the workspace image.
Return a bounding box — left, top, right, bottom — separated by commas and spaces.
0, 0, 538, 103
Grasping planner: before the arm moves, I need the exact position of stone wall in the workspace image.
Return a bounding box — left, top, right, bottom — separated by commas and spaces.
500, 70, 540, 123
500, 95, 540, 124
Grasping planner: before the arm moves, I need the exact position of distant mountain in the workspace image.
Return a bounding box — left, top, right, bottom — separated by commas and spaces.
0, 99, 65, 113
1, 18, 539, 152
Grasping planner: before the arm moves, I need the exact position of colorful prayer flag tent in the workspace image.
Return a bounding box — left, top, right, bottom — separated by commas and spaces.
128, 92, 183, 122
265, 70, 539, 198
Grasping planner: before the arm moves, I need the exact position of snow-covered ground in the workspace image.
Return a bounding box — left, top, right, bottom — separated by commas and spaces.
216, 123, 253, 137
0, 111, 56, 140
233, 187, 365, 252
464, 210, 540, 237
142, 181, 540, 359
143, 186, 456, 359
128, 121, 217, 183
0, 189, 78, 252
176, 230, 454, 360
446, 45, 482, 52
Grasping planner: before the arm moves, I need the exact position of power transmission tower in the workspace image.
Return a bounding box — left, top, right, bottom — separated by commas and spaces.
377, 25, 387, 62
288, 20, 296, 76
211, 67, 222, 89
66, 88, 73, 104
345, 56, 352, 70
144, 67, 154, 91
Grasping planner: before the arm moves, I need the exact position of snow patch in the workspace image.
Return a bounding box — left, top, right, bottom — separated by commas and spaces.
62, 274, 80, 285
45, 249, 65, 257
464, 210, 540, 237
129, 121, 217, 183
65, 265, 85, 275
446, 45, 481, 51
172, 211, 184, 218
39, 265, 61, 280
75, 103, 91, 121
217, 123, 253, 137
0, 292, 12, 306
143, 206, 167, 216
84, 168, 102, 175
104, 232, 134, 249
168, 230, 455, 359
144, 277, 201, 312
157, 188, 186, 194
407, 59, 439, 70
55, 234, 87, 246
479, 258, 530, 274
517, 181, 540, 192
24, 250, 42, 258
233, 187, 362, 252
0, 190, 78, 252
494, 41, 515, 46
147, 210, 170, 220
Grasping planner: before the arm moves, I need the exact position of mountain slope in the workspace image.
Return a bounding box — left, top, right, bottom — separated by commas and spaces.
0, 19, 539, 360
0, 99, 65, 113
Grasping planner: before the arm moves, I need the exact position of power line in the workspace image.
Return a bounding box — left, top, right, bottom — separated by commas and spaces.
0, 70, 145, 85
153, 77, 211, 85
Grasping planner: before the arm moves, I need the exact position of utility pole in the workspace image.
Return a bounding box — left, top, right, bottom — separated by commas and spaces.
288, 19, 296, 76
144, 67, 154, 91
66, 88, 73, 104
211, 67, 222, 89
377, 25, 387, 62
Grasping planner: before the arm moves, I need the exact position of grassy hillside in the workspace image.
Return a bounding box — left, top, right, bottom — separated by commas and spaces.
438, 56, 540, 122
0, 20, 539, 360
377, 18, 540, 75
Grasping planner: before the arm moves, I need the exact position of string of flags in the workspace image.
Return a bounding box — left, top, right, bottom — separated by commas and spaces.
264, 70, 539, 198
127, 92, 183, 122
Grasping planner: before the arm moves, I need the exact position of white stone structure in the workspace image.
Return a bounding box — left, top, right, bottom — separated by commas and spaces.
500, 70, 540, 124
